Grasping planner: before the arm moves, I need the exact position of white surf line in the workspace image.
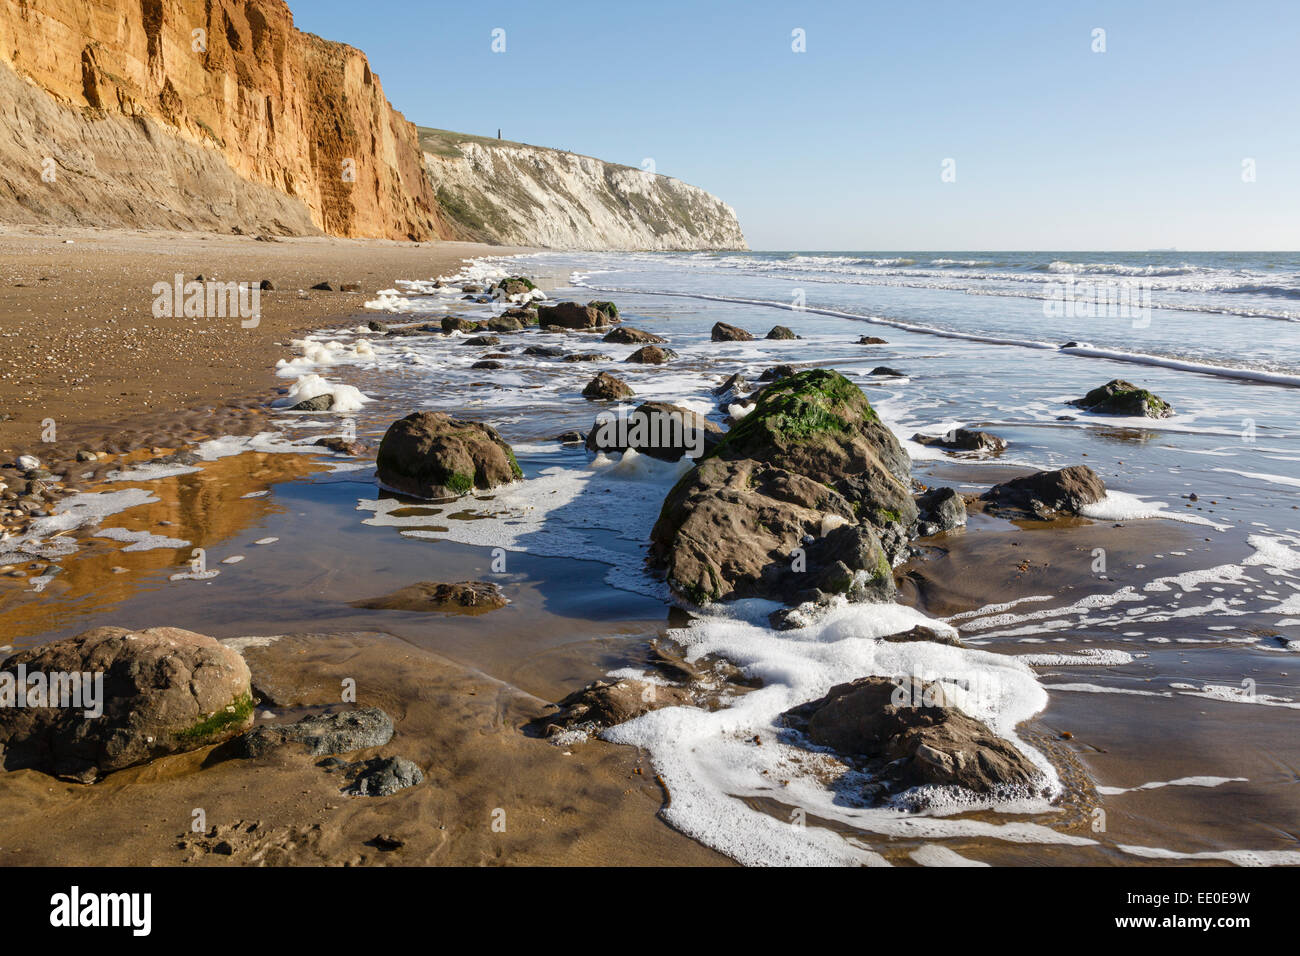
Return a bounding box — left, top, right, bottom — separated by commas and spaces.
577, 283, 1300, 388
1213, 467, 1300, 490
1097, 775, 1247, 796
1118, 845, 1300, 866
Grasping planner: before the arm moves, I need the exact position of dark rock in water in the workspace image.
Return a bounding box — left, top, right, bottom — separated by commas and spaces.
310, 281, 335, 291
858, 335, 888, 345
585, 401, 723, 462
587, 300, 619, 321
870, 366, 906, 377
348, 756, 424, 797
711, 373, 749, 397
236, 707, 394, 759
0, 627, 253, 779
759, 364, 796, 381
349, 581, 507, 613
981, 465, 1106, 519
376, 411, 522, 499
711, 321, 754, 342
539, 301, 616, 330
316, 437, 369, 456
603, 326, 665, 344
562, 352, 610, 363
650, 458, 895, 606
766, 325, 798, 340
367, 320, 385, 332
582, 372, 634, 401
291, 393, 334, 412
880, 624, 963, 648
625, 345, 677, 365
463, 335, 500, 347
496, 276, 537, 296
442, 316, 481, 334
911, 428, 1007, 455
1061, 341, 1080, 349
340, 282, 362, 293
1070, 379, 1174, 418
554, 430, 585, 444
915, 486, 967, 536
472, 360, 504, 370
485, 314, 526, 333
784, 676, 1042, 802
523, 345, 564, 357
461, 284, 484, 294
534, 678, 691, 736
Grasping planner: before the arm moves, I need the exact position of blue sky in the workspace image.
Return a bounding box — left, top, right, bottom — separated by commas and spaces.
292, 0, 1300, 250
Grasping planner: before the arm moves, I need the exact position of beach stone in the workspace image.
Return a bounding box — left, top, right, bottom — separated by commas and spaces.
367, 320, 385, 332
912, 428, 1007, 455
562, 352, 610, 363
340, 282, 362, 293
496, 276, 536, 296
1070, 379, 1174, 418
485, 315, 526, 333
235, 708, 394, 759
624, 345, 676, 365
603, 326, 666, 345
585, 402, 723, 462
555, 430, 585, 444
858, 335, 888, 345
766, 325, 798, 340
760, 364, 795, 381
539, 301, 615, 330
0, 626, 254, 780
712, 373, 749, 399
463, 335, 500, 347
981, 465, 1107, 519
870, 366, 906, 377
260, 279, 275, 291
784, 676, 1042, 800
880, 625, 964, 648
16, 455, 39, 471
442, 316, 480, 334
310, 281, 335, 291
349, 581, 507, 613
291, 393, 334, 411
582, 372, 634, 401
316, 437, 368, 456
711, 321, 753, 342
536, 678, 691, 736
376, 411, 522, 499
523, 345, 564, 357
472, 360, 504, 370
348, 755, 424, 796
915, 486, 967, 536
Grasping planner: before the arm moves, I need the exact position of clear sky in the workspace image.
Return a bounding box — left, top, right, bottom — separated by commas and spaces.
291, 0, 1300, 251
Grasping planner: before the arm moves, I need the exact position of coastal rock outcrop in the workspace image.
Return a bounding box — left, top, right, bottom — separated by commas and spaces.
585, 402, 722, 462
538, 302, 618, 330
236, 707, 394, 759
981, 465, 1106, 519
534, 677, 692, 737
0, 626, 253, 780
1070, 380, 1174, 418
376, 412, 522, 499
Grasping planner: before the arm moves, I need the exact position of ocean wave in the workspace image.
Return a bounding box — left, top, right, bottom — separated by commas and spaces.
1036, 260, 1199, 277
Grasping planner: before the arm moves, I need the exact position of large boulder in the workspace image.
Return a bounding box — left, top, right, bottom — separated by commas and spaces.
603, 326, 666, 345
915, 486, 967, 536
376, 412, 522, 499
585, 402, 723, 462
784, 676, 1044, 803
442, 316, 482, 334
981, 465, 1106, 519
538, 301, 617, 330
711, 321, 754, 342
1070, 379, 1173, 418
0, 626, 254, 780
650, 457, 895, 605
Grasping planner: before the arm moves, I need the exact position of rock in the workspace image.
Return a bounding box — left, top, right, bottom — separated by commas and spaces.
649, 457, 896, 605
291, 393, 334, 412
911, 428, 1007, 455
347, 755, 424, 796
587, 300, 619, 321
603, 326, 666, 345
340, 282, 362, 293
536, 678, 690, 735
463, 335, 500, 347
16, 455, 39, 471
349, 581, 507, 613
915, 487, 967, 536
711, 373, 749, 398
582, 372, 634, 401
625, 345, 677, 365
880, 625, 963, 648
75, 450, 99, 462
523, 345, 564, 357
259, 279, 274, 291
784, 677, 1043, 802
496, 276, 536, 296
310, 281, 335, 291
376, 411, 522, 499
472, 360, 504, 370
367, 319, 385, 332
711, 321, 754, 342
562, 352, 610, 363
461, 284, 484, 294
759, 364, 796, 381
442, 316, 481, 334
235, 707, 394, 759
870, 366, 906, 377
484, 314, 526, 333
316, 437, 369, 456
981, 465, 1107, 519
1069, 379, 1174, 418
555, 430, 585, 444
766, 325, 798, 340
0, 626, 253, 779
858, 335, 888, 345
585, 402, 723, 462
538, 301, 615, 330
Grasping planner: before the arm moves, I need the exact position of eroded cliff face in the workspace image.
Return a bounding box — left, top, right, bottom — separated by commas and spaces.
0, 0, 447, 239
422, 130, 748, 251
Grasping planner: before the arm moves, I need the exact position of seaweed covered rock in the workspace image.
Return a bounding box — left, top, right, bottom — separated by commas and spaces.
442, 316, 482, 334
766, 325, 798, 340
981, 465, 1106, 519
495, 276, 537, 296
784, 677, 1043, 803
0, 627, 254, 781
376, 412, 522, 499
1070, 379, 1173, 418
587, 300, 620, 321
586, 402, 723, 462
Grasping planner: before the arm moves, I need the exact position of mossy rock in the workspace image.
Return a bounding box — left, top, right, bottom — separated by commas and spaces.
1070, 379, 1173, 418
377, 411, 522, 499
